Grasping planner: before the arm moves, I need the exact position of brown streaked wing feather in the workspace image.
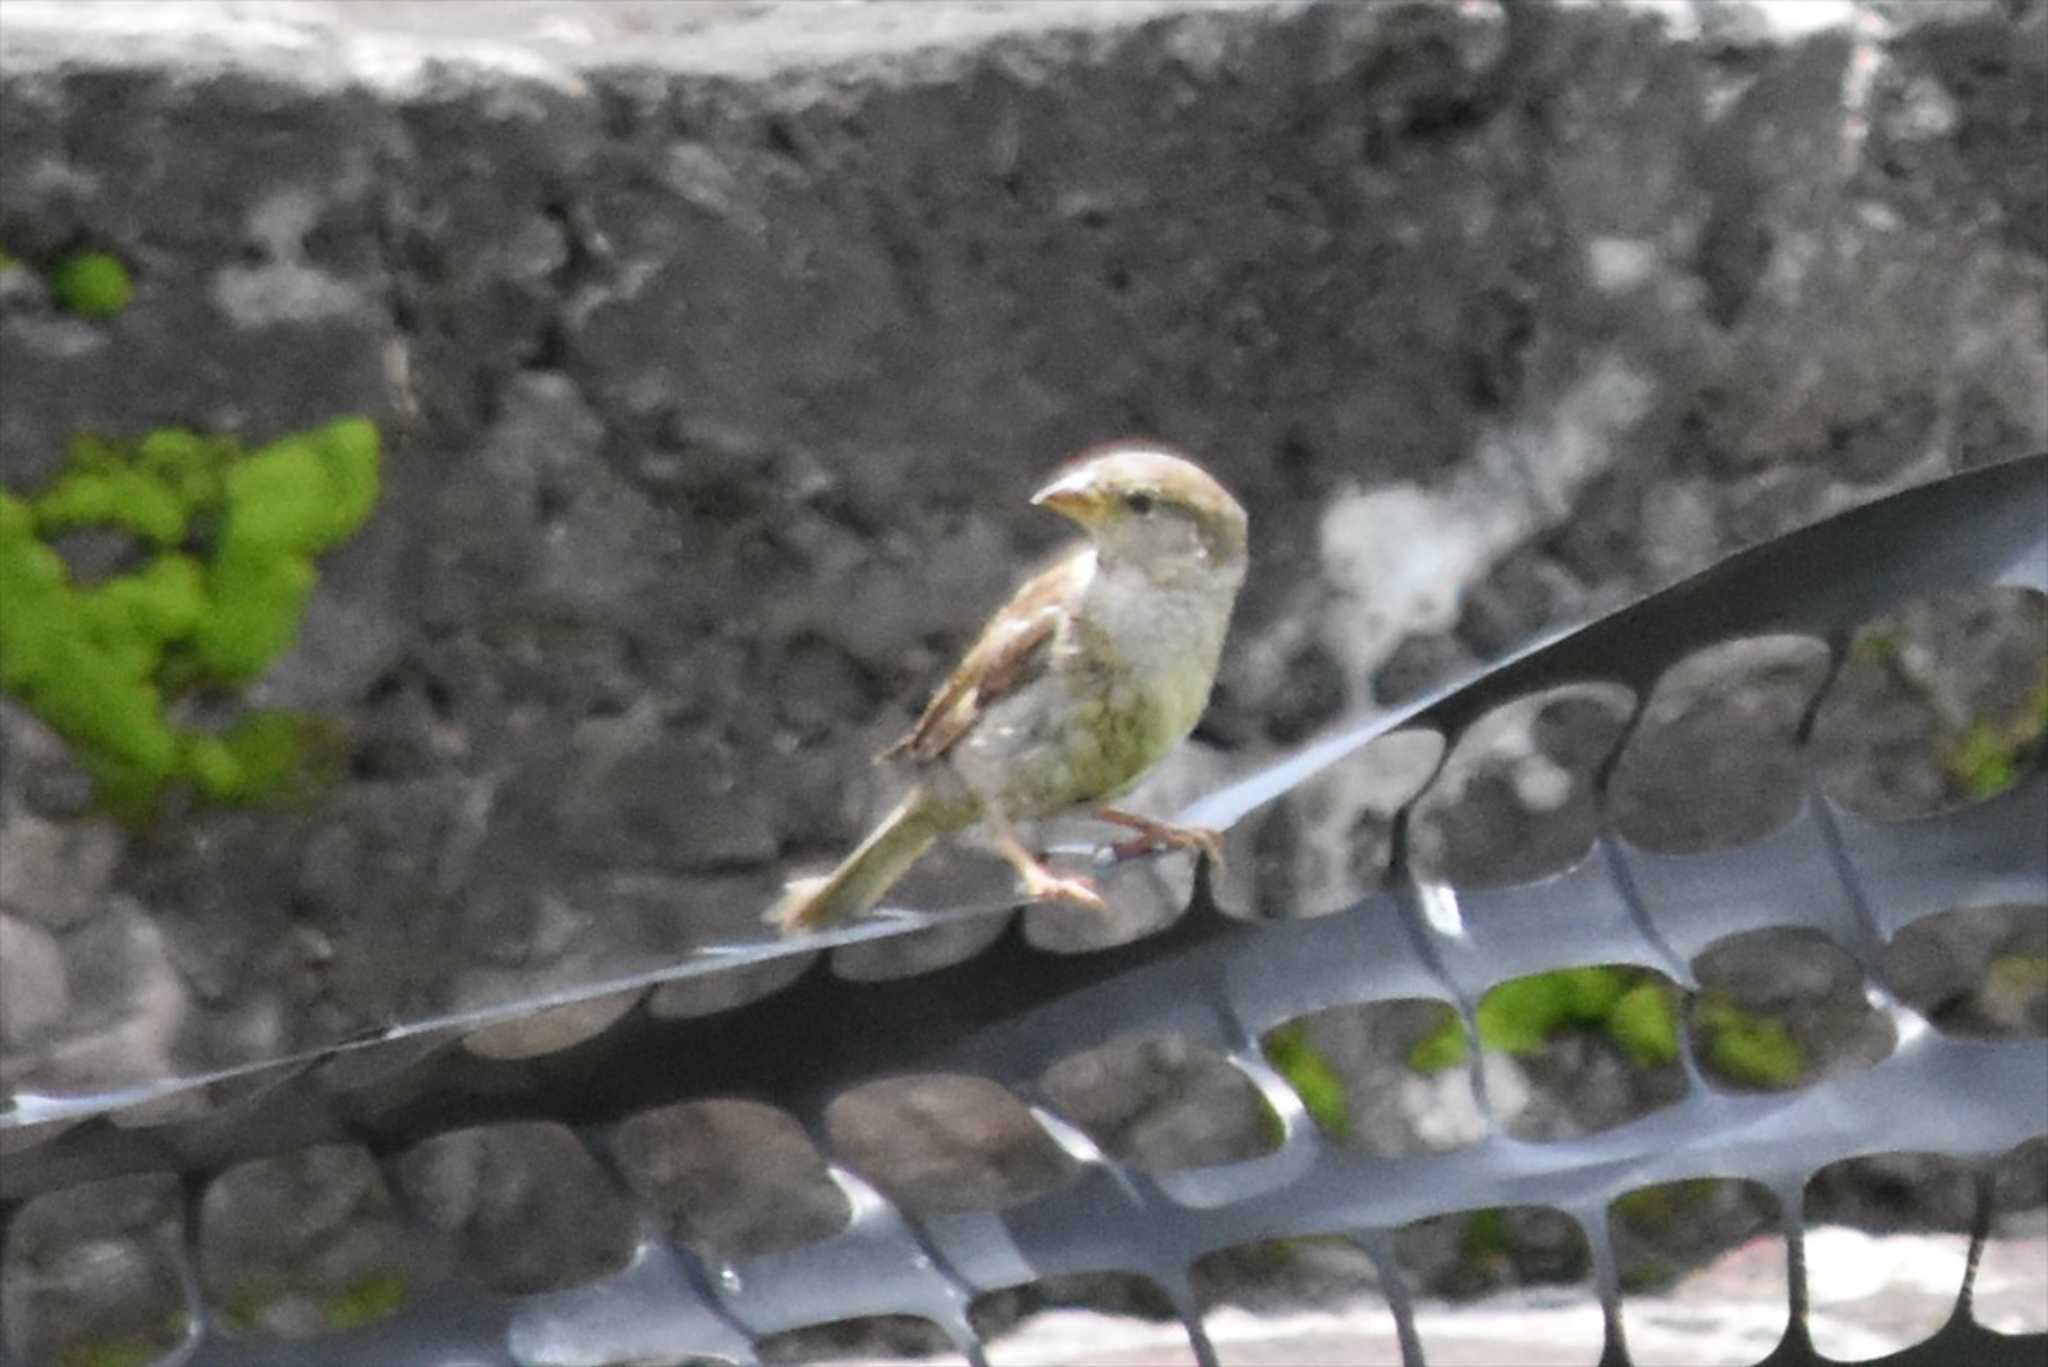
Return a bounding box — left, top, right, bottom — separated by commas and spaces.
879, 545, 1089, 764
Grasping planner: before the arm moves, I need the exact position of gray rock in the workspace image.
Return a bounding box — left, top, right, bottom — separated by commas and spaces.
1410, 684, 1634, 887
1038, 1033, 1275, 1172
198, 1144, 421, 1340
613, 1098, 851, 1262
2, 898, 187, 1098
392, 1121, 637, 1295
1813, 586, 2048, 820
1608, 635, 1832, 853
0, 913, 67, 1044
825, 1074, 1078, 1215
0, 1172, 187, 1367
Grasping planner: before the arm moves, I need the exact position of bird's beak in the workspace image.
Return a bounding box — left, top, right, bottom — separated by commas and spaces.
1030, 470, 1102, 525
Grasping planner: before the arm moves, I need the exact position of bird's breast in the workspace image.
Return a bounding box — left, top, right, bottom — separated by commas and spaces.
1075, 567, 1236, 758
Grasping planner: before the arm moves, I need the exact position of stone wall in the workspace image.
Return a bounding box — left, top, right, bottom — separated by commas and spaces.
2, 0, 2044, 1102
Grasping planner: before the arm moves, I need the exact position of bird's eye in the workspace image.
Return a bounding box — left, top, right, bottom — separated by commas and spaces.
1125, 491, 1156, 515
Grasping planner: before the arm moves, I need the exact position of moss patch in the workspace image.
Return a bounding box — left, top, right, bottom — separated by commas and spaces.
0, 419, 378, 824
1459, 1206, 1511, 1280
1942, 679, 2048, 799
1261, 1021, 1351, 1140
1693, 991, 1807, 1087
56, 1313, 188, 1367
48, 249, 135, 318
324, 1269, 409, 1331
1408, 966, 1681, 1074
1613, 1178, 1718, 1233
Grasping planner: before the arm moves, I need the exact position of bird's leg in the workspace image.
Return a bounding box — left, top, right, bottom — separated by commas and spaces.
993, 831, 1108, 911
981, 809, 1107, 912
1093, 807, 1227, 872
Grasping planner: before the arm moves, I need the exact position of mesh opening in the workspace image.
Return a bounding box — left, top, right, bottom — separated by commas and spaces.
1, 1173, 187, 1367
1038, 1034, 1281, 1172
757, 1313, 953, 1364
1410, 685, 1634, 887
1461, 964, 1689, 1141
199, 1144, 416, 1341
1611, 1179, 1787, 1365
1393, 1206, 1604, 1364
1803, 1152, 1978, 1361
824, 1074, 1078, 1214
969, 1272, 1179, 1366
1261, 998, 1478, 1156
1881, 903, 2048, 1040
391, 1121, 635, 1296
1983, 1135, 2048, 1337
612, 1099, 850, 1262
1688, 929, 1896, 1092
1814, 587, 2048, 822
1608, 636, 1830, 854
1212, 727, 1446, 921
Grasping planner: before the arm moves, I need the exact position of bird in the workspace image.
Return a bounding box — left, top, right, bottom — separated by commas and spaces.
771, 441, 1249, 935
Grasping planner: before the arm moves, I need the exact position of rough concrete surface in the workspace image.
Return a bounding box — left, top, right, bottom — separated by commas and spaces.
0, 0, 2045, 1361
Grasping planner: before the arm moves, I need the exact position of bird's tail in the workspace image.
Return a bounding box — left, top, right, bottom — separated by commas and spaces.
768, 790, 939, 935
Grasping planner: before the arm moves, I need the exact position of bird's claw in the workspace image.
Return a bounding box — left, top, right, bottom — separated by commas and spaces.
1094, 809, 1228, 873
1020, 866, 1108, 912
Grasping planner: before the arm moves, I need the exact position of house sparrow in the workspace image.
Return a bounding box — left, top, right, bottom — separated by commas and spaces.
772, 442, 1249, 934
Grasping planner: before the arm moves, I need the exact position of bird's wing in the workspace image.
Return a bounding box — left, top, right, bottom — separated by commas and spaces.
880, 544, 1089, 764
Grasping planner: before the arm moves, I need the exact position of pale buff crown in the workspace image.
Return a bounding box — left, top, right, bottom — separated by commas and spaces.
1030, 441, 1248, 572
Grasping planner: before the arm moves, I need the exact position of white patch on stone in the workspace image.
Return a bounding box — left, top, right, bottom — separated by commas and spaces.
210, 187, 365, 328
1277, 729, 1447, 916
1556, 0, 1858, 43
1641, 477, 1722, 579
1480, 1048, 1531, 1124
6, 315, 109, 360
1511, 752, 1574, 812
1318, 352, 1654, 684
36, 900, 189, 1096
1319, 478, 1512, 683
0, 914, 68, 1041
1753, 0, 1860, 37
1588, 235, 1658, 294
1893, 73, 1960, 140
1406, 1060, 1489, 1151
1318, 353, 1652, 683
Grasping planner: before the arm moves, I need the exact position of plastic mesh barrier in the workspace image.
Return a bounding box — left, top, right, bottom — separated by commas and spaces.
2, 454, 2044, 1366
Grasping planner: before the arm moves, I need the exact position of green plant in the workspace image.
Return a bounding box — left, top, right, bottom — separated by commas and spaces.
1262, 1021, 1351, 1139
1693, 992, 1806, 1087
323, 1269, 409, 1331
1849, 627, 1901, 668
219, 1272, 288, 1336
47, 248, 135, 318
1459, 1206, 1510, 1278
0, 418, 378, 824
1607, 980, 1681, 1067
1983, 951, 2048, 1029
1612, 1178, 1717, 1232
57, 1313, 187, 1367
1941, 679, 2048, 799
1407, 966, 1680, 1074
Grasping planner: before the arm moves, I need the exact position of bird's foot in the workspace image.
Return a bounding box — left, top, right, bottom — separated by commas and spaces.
989, 824, 1108, 912
1093, 808, 1227, 871
1017, 862, 1108, 912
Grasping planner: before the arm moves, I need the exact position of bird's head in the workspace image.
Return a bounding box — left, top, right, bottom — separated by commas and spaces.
1030, 442, 1248, 583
